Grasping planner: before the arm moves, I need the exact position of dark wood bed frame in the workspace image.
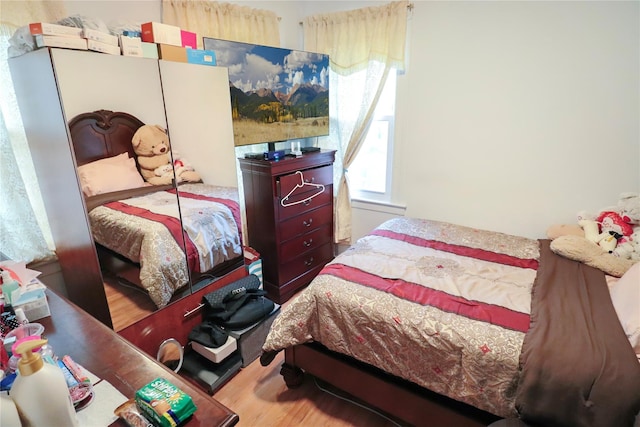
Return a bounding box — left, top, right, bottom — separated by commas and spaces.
68, 109, 243, 302
279, 343, 500, 427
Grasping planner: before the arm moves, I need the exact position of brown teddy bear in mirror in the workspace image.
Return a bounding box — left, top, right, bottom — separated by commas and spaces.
132, 124, 174, 186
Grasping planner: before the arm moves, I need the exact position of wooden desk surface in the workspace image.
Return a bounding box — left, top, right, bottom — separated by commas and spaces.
39, 289, 239, 427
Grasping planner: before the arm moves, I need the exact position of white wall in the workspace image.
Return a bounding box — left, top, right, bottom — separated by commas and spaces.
400, 1, 640, 238
65, 0, 640, 240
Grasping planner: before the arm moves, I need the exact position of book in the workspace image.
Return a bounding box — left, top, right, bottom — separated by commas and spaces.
34, 35, 88, 50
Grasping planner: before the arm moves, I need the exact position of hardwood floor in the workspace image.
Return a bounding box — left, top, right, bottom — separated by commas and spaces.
104, 279, 401, 426
104, 276, 156, 331
215, 351, 401, 427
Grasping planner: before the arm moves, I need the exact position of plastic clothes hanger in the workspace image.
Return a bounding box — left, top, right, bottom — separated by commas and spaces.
281, 171, 325, 207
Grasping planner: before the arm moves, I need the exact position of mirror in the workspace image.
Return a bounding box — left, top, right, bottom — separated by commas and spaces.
51, 49, 243, 327
157, 338, 184, 372
159, 60, 243, 296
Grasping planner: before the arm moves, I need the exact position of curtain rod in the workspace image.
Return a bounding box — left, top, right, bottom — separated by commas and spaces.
298, 2, 414, 26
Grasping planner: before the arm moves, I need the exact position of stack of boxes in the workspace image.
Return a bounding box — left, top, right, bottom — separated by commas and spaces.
29, 22, 88, 50
27, 21, 217, 66
140, 22, 216, 66
84, 28, 120, 55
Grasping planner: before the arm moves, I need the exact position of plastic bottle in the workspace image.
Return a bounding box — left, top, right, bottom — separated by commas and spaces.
1, 270, 20, 305
9, 338, 79, 427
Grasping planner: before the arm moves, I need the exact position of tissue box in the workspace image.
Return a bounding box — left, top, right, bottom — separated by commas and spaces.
141, 22, 182, 46
87, 39, 121, 56
157, 44, 187, 62
13, 288, 50, 321
83, 28, 119, 46
141, 42, 159, 59
29, 22, 83, 38
186, 48, 216, 66
34, 35, 88, 50
181, 30, 197, 49
120, 35, 143, 57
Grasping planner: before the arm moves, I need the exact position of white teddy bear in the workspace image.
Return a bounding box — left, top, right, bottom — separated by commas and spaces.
618, 192, 640, 225
171, 150, 201, 183
614, 229, 640, 261
152, 151, 201, 184
154, 163, 174, 180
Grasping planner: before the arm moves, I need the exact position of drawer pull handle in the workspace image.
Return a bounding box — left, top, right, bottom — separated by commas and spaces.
303, 239, 313, 247
303, 199, 312, 206
304, 257, 315, 266
303, 218, 313, 227
304, 177, 315, 184
184, 303, 204, 318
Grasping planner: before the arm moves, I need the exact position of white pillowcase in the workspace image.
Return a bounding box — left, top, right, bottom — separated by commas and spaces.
609, 261, 640, 354
77, 153, 145, 197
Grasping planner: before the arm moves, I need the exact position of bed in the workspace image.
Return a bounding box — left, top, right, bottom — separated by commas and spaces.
69, 109, 243, 308
261, 217, 640, 427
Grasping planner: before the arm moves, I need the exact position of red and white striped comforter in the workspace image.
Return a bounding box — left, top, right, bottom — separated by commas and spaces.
88, 183, 242, 308
263, 217, 540, 417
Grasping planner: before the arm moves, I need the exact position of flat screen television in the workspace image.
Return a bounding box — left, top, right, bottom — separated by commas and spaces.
203, 37, 330, 148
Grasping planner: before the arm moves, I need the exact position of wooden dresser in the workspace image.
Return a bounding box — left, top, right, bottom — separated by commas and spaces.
239, 150, 336, 303
40, 288, 239, 427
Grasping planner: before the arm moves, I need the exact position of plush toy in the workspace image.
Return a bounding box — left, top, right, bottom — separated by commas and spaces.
615, 230, 640, 262
151, 150, 201, 184
154, 164, 174, 180
618, 192, 640, 225
546, 224, 584, 240
596, 211, 634, 238
131, 124, 173, 185
550, 235, 636, 278
578, 219, 619, 253
171, 150, 201, 183
547, 193, 640, 275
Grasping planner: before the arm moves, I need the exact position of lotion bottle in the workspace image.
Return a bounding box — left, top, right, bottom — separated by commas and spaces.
10, 339, 79, 427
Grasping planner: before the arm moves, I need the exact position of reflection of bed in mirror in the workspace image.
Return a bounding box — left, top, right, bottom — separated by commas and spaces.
69, 109, 244, 308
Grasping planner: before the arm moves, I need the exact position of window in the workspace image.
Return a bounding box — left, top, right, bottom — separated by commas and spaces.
347, 70, 396, 203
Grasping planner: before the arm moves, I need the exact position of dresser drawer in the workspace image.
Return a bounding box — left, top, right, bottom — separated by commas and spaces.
277, 187, 332, 221
279, 243, 333, 285
279, 204, 332, 242
279, 224, 332, 261
278, 165, 333, 199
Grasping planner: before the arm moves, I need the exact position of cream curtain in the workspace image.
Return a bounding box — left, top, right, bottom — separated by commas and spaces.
162, 0, 280, 47
0, 1, 66, 262
303, 1, 409, 244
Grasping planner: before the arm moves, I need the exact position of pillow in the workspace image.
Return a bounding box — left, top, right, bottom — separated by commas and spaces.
77, 154, 145, 197
609, 262, 640, 354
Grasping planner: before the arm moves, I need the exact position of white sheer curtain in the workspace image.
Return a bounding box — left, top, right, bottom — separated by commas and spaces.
0, 1, 66, 262
162, 0, 280, 47
303, 1, 409, 245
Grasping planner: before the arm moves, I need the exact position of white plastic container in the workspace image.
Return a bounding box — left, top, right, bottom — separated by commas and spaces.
9, 339, 79, 427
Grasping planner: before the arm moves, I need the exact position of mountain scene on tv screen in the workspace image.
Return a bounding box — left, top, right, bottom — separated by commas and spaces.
203, 38, 330, 146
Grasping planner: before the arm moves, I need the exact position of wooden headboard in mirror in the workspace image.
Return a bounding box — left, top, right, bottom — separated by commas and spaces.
68, 109, 144, 167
